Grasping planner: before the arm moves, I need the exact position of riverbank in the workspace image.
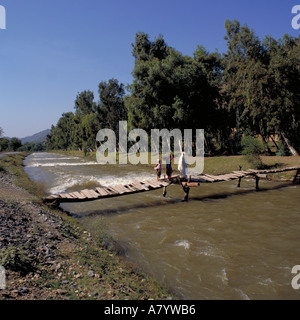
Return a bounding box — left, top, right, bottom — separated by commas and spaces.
0, 153, 175, 300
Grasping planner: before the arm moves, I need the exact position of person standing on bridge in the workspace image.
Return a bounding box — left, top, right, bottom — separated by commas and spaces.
154, 159, 161, 181
166, 152, 174, 180
178, 152, 187, 179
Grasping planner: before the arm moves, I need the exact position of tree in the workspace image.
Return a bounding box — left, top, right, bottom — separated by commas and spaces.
79, 113, 100, 152
222, 20, 300, 155
46, 113, 76, 150
127, 32, 223, 155
74, 90, 96, 118
8, 137, 22, 151
0, 138, 9, 152
241, 135, 264, 168
0, 127, 3, 137
263, 35, 300, 155
97, 78, 126, 136
222, 20, 265, 151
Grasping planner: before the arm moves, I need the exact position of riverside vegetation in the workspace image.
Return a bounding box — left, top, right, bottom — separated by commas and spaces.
41, 20, 300, 158
0, 153, 174, 300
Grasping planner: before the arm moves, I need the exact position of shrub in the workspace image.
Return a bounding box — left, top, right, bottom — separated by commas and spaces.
241, 135, 264, 169
275, 142, 291, 156
0, 247, 32, 274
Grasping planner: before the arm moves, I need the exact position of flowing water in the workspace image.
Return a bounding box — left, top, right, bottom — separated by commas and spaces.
24, 152, 300, 300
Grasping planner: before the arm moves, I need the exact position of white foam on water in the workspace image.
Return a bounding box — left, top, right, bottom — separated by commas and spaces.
96, 173, 154, 188
258, 277, 274, 286
27, 161, 98, 167
32, 157, 81, 161
217, 268, 228, 285
49, 176, 84, 194
195, 246, 225, 260
235, 288, 251, 300
48, 172, 155, 194
174, 240, 190, 250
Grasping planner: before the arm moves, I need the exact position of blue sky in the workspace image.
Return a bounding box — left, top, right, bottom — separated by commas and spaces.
0, 0, 299, 138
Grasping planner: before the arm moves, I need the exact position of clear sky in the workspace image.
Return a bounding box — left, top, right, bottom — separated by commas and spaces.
0, 0, 299, 138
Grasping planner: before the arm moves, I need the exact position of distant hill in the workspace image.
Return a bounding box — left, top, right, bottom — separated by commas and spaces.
21, 129, 51, 144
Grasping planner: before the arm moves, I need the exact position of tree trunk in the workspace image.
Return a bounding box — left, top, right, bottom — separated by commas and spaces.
262, 135, 272, 155
270, 135, 279, 151
281, 131, 299, 156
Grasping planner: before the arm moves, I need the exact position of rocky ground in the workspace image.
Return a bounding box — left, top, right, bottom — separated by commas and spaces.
0, 173, 78, 299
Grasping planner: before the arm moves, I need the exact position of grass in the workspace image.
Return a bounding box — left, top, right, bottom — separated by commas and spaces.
0, 152, 46, 200
203, 155, 300, 180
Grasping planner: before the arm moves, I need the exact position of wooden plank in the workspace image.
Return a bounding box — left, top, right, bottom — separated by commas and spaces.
256, 174, 267, 178
68, 193, 80, 199
104, 187, 118, 195
151, 178, 167, 186
198, 175, 215, 182
96, 187, 110, 197
129, 183, 144, 191
47, 195, 60, 199
232, 171, 247, 177
87, 189, 100, 198
123, 184, 136, 192
141, 180, 162, 189
71, 191, 86, 199
222, 174, 237, 180
216, 176, 231, 181
160, 181, 171, 187
83, 189, 97, 197
59, 193, 71, 199
131, 182, 149, 191
233, 171, 251, 175
116, 185, 132, 193
203, 174, 218, 179
109, 185, 128, 194
80, 189, 96, 199
182, 182, 199, 187
144, 179, 162, 188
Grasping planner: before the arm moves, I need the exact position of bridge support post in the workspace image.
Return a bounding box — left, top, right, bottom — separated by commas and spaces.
177, 176, 191, 202
293, 169, 300, 184
255, 175, 260, 190
237, 177, 242, 188
237, 165, 242, 188
163, 186, 167, 197
182, 185, 190, 202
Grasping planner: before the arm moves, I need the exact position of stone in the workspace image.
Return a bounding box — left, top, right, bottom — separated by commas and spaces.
87, 270, 95, 277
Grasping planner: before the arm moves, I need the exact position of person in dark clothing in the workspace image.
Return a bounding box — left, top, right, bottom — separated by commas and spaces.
166, 153, 174, 180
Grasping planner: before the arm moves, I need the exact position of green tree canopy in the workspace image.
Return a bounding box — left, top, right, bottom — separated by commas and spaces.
8, 137, 22, 151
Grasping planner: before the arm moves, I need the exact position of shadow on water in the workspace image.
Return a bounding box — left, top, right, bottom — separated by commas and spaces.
71, 181, 296, 219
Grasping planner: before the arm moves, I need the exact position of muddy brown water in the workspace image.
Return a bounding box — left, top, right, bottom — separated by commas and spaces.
24, 153, 300, 300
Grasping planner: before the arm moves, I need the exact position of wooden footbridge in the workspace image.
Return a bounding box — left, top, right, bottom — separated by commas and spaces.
43, 166, 300, 207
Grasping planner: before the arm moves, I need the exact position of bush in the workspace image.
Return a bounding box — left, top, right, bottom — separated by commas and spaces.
275, 142, 291, 156
241, 135, 264, 169
0, 247, 32, 274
